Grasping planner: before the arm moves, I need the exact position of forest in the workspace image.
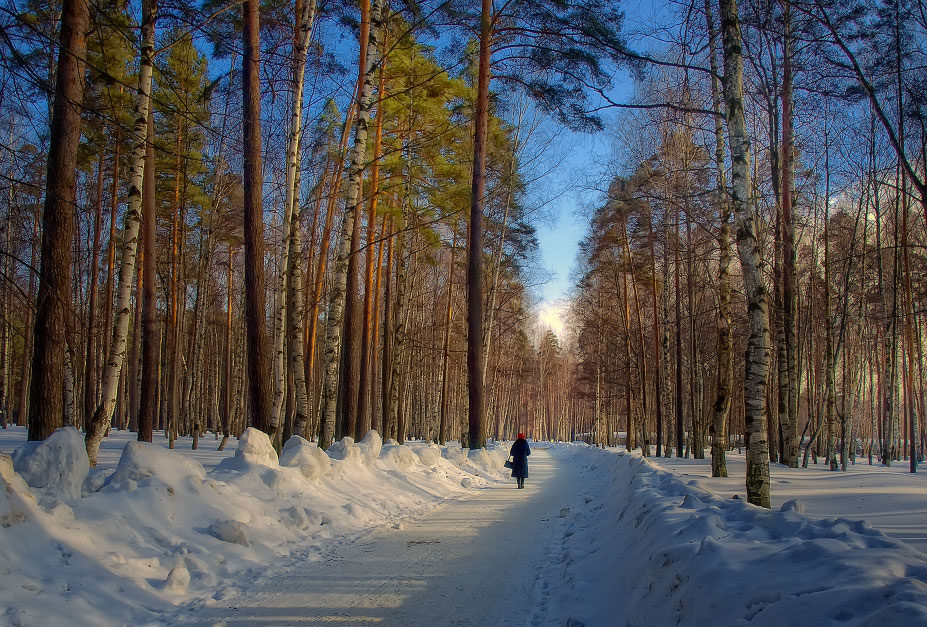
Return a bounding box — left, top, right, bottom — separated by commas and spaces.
0, 0, 924, 511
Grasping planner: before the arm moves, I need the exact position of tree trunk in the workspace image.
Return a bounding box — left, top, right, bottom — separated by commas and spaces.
340, 0, 375, 442
779, 0, 799, 466
242, 0, 272, 435
138, 113, 157, 443
219, 247, 234, 451
319, 0, 385, 448
357, 52, 387, 438
271, 0, 318, 445
27, 0, 90, 441
674, 195, 685, 456
84, 153, 105, 430
388, 223, 408, 442
719, 0, 771, 507
467, 0, 492, 451
381, 218, 395, 436
84, 0, 157, 466
439, 227, 459, 444
705, 0, 731, 477
649, 208, 664, 456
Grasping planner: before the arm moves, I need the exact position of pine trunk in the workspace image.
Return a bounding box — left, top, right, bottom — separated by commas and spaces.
138, 114, 157, 443
27, 0, 90, 441
467, 0, 492, 451
242, 0, 272, 435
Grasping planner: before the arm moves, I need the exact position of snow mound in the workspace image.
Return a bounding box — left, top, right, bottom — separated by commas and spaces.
441, 445, 471, 470
209, 519, 251, 546
328, 436, 362, 464
780, 498, 803, 514
0, 453, 36, 526
281, 505, 325, 530
279, 436, 331, 481
468, 446, 506, 475
12, 426, 89, 500
356, 430, 382, 462
411, 443, 441, 466
164, 556, 190, 594
109, 441, 206, 491
234, 427, 278, 467
381, 443, 417, 468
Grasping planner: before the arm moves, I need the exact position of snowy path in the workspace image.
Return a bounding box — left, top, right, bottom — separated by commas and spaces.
187, 448, 579, 626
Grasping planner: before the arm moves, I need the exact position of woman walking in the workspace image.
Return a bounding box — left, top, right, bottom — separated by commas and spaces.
509, 433, 531, 489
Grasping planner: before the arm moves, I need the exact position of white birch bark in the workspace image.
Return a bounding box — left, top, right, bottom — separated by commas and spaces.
270, 0, 318, 445
85, 0, 157, 467
318, 0, 385, 448
719, 0, 771, 507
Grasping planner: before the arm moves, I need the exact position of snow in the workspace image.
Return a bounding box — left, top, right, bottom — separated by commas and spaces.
649, 451, 927, 555
0, 426, 507, 626
11, 427, 89, 501
0, 425, 925, 626
544, 445, 927, 626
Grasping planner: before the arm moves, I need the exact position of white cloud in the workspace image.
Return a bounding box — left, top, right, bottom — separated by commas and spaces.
536, 300, 567, 339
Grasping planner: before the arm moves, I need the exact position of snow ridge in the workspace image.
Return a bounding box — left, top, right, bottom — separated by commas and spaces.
546, 444, 927, 627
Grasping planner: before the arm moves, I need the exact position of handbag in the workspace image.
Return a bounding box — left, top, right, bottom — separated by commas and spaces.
504, 458, 514, 469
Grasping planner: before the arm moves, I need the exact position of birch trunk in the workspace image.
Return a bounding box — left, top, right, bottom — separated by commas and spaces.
357, 54, 387, 438
270, 0, 317, 445
84, 0, 156, 465
319, 0, 385, 448
705, 0, 731, 477
719, 0, 771, 507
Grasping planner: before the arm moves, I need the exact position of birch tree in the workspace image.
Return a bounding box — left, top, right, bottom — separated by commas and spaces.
719, 0, 771, 507
319, 0, 387, 448
85, 0, 157, 466
270, 0, 318, 447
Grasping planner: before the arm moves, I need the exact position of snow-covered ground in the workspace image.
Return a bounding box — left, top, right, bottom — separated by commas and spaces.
649, 450, 927, 555
549, 445, 927, 626
1, 426, 926, 626
0, 426, 507, 626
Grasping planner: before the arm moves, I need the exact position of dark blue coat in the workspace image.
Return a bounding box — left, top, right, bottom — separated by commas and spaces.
509, 438, 530, 478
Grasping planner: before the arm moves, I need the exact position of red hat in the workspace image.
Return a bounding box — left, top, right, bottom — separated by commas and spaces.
517, 433, 525, 439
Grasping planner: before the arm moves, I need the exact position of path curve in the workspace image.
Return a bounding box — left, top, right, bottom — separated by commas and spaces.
189, 448, 580, 626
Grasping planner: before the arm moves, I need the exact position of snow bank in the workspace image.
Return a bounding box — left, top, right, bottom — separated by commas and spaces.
547, 444, 927, 626
278, 435, 330, 481
327, 435, 363, 464
233, 427, 278, 466
441, 440, 509, 481
0, 428, 504, 626
109, 440, 206, 491
410, 442, 441, 466
0, 453, 36, 527
12, 427, 89, 501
